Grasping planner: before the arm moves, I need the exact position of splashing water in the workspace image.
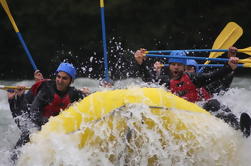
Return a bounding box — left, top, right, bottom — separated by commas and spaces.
1, 77, 251, 166
15, 104, 245, 166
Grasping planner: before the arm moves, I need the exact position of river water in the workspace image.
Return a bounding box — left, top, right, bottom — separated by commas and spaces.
0, 77, 251, 166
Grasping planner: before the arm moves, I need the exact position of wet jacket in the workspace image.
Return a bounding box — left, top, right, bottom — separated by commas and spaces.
8, 80, 50, 125
30, 80, 84, 129
169, 73, 211, 102
170, 74, 199, 102
136, 62, 234, 102
205, 71, 234, 95
198, 87, 212, 101
8, 93, 31, 132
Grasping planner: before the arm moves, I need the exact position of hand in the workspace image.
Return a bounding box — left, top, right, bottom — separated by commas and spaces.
228, 46, 237, 58
228, 56, 239, 70
7, 89, 16, 100
80, 87, 91, 96
7, 86, 26, 99
153, 61, 163, 73
34, 70, 44, 82
134, 48, 147, 65
16, 86, 26, 96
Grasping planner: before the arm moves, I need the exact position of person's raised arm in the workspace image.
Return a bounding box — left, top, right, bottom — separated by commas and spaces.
134, 48, 147, 65
34, 70, 44, 82
192, 55, 239, 88
153, 61, 164, 77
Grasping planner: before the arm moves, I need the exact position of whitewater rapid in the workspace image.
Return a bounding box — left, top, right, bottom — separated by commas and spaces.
0, 77, 251, 166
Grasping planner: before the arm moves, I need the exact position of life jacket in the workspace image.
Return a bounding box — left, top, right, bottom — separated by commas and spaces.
42, 93, 71, 118
31, 80, 73, 118
198, 87, 212, 101
31, 79, 50, 96
170, 74, 209, 102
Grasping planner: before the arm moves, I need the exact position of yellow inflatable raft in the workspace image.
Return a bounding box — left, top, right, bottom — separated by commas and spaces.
35, 87, 209, 144
25, 87, 239, 165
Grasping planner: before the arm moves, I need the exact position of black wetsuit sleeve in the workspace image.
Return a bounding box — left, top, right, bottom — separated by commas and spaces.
135, 62, 154, 82
190, 64, 234, 88
70, 88, 84, 102
221, 71, 234, 89
29, 87, 50, 129
135, 61, 166, 83
205, 71, 234, 94
156, 75, 171, 88
8, 91, 33, 131
8, 94, 25, 118
25, 89, 35, 104
133, 60, 171, 88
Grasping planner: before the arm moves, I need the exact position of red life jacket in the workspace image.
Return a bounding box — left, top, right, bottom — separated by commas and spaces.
198, 87, 212, 101
42, 93, 71, 118
31, 79, 50, 96
170, 74, 210, 102
31, 79, 72, 118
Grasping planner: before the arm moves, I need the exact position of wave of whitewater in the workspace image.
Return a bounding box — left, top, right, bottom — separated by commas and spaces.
0, 77, 251, 166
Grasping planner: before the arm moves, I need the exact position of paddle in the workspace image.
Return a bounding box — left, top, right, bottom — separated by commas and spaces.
146, 22, 243, 59
0, 85, 30, 90
0, 0, 38, 71
238, 58, 251, 64
145, 54, 251, 63
100, 0, 109, 81
198, 63, 251, 68
203, 22, 243, 65
146, 46, 251, 55
163, 63, 251, 68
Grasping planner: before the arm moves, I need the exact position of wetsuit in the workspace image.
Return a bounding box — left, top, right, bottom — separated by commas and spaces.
29, 80, 84, 129
135, 62, 239, 129
8, 87, 38, 163
205, 71, 234, 95
8, 80, 84, 163
8, 89, 36, 149
8, 80, 50, 143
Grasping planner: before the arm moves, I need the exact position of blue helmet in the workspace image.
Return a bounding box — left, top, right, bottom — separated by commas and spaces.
186, 59, 198, 67
186, 59, 199, 72
56, 62, 76, 79
168, 51, 187, 65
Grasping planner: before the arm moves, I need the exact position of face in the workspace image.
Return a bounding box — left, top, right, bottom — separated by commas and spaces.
169, 63, 185, 79
185, 65, 196, 73
55, 72, 72, 91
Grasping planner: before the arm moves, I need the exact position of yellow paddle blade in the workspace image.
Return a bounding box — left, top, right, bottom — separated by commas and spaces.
238, 47, 251, 56
100, 0, 104, 7
239, 58, 251, 64
204, 22, 243, 65
0, 0, 19, 32
243, 63, 251, 68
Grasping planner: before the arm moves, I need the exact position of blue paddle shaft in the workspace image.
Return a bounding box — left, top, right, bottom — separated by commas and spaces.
145, 54, 230, 62
100, 6, 109, 81
16, 32, 37, 71
148, 49, 228, 54
164, 64, 244, 67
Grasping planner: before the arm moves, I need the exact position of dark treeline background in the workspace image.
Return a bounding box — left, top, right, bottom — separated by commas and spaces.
0, 0, 250, 80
